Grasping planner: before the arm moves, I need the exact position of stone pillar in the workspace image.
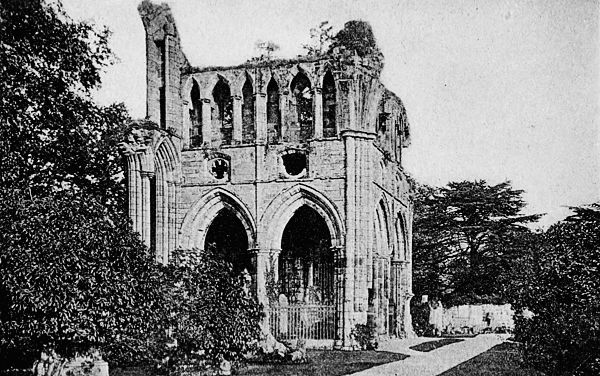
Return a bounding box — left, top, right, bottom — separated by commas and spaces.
280, 90, 288, 141
250, 248, 272, 306
201, 98, 211, 146
233, 95, 242, 143
126, 155, 143, 237
168, 181, 179, 260
342, 133, 356, 348
333, 246, 346, 349
255, 92, 267, 143
391, 259, 402, 337
161, 179, 169, 264
140, 171, 154, 247
163, 34, 170, 129
313, 87, 323, 138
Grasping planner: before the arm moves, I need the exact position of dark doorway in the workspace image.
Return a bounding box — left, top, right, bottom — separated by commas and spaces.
279, 205, 334, 304
204, 209, 252, 275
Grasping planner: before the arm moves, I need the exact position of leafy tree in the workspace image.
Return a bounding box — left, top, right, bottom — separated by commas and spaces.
160, 248, 263, 368
249, 40, 280, 63
0, 0, 130, 211
0, 191, 165, 368
412, 180, 539, 306
302, 21, 334, 56
509, 205, 600, 376
328, 20, 379, 57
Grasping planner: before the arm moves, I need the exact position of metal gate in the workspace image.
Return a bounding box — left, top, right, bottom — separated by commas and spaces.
267, 304, 336, 340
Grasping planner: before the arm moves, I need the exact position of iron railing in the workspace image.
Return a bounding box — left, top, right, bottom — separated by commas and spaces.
267, 304, 336, 340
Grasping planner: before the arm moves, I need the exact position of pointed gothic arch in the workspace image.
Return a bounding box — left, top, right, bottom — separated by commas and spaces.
212, 76, 233, 145
189, 79, 203, 147
260, 184, 343, 250
153, 136, 179, 263
290, 72, 313, 142
179, 187, 257, 251
322, 70, 337, 137
242, 74, 255, 143
267, 77, 281, 143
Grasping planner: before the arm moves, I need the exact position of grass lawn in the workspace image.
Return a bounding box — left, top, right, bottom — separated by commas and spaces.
409, 338, 464, 352
234, 349, 409, 376
439, 342, 544, 376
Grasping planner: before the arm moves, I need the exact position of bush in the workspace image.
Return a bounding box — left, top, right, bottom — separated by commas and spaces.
351, 322, 378, 350
159, 248, 263, 368
410, 301, 432, 337
509, 206, 600, 376
0, 190, 165, 369
328, 20, 379, 57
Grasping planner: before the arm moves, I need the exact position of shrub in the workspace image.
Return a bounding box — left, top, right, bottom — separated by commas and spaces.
159, 248, 263, 368
351, 322, 378, 350
509, 206, 600, 376
328, 20, 379, 57
0, 190, 165, 369
410, 300, 432, 337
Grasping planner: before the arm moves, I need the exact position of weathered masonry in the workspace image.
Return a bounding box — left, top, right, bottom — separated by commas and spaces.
121, 0, 415, 347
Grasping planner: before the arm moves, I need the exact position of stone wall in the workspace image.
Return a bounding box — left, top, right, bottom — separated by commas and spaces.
124, 0, 417, 347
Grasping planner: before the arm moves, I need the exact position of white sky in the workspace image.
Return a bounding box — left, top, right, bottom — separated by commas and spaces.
63, 0, 599, 227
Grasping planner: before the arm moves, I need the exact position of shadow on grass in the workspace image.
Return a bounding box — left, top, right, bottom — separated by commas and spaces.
409, 338, 464, 352
438, 342, 544, 376
235, 350, 409, 376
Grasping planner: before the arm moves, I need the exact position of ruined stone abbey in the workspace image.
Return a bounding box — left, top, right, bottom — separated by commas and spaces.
122, 1, 415, 347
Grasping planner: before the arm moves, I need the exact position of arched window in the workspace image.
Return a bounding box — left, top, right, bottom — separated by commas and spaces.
322, 71, 336, 137
189, 80, 202, 147
267, 78, 281, 143
212, 77, 233, 145
290, 72, 313, 142
242, 75, 255, 143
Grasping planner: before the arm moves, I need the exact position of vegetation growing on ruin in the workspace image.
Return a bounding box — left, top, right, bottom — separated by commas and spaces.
328, 20, 380, 57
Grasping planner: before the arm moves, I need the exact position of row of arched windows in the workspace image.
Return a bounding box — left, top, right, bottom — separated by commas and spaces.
188, 71, 337, 148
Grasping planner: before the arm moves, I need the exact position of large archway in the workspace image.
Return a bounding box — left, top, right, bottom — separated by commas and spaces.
204, 208, 252, 275
279, 205, 334, 305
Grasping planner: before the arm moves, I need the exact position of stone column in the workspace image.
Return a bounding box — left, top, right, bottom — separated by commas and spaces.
280, 91, 288, 141
313, 87, 323, 139
168, 181, 179, 260
233, 95, 242, 143
333, 246, 346, 349
135, 165, 144, 239
255, 92, 267, 143
126, 155, 142, 236
391, 259, 403, 337
342, 133, 356, 348
201, 98, 211, 146
250, 248, 272, 306
163, 34, 170, 129
140, 171, 154, 247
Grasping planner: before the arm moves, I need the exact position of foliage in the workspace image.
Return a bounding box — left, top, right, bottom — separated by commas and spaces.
508, 205, 600, 376
302, 21, 334, 56
0, 190, 165, 369
159, 248, 263, 368
328, 20, 379, 57
248, 40, 280, 63
412, 180, 539, 306
409, 301, 432, 337
351, 323, 378, 350
0, 0, 130, 212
